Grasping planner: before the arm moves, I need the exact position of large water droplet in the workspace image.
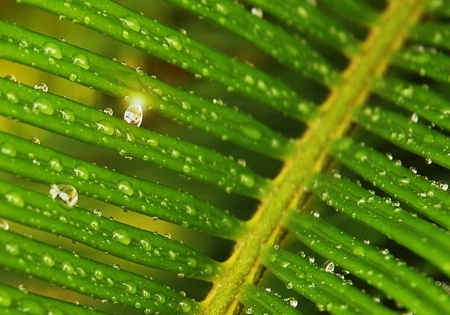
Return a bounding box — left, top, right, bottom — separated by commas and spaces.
74, 165, 89, 180
49, 158, 63, 172
113, 229, 131, 245
120, 16, 141, 32
124, 104, 143, 126
96, 120, 115, 135
122, 281, 137, 294
34, 82, 48, 92
33, 97, 54, 115
117, 180, 134, 196
43, 42, 63, 59
49, 184, 78, 207
59, 108, 75, 122
179, 300, 192, 313
140, 238, 152, 251
165, 35, 183, 51
72, 53, 90, 70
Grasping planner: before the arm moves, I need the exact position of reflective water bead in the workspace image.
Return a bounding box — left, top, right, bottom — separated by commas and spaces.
120, 16, 141, 32
42, 253, 55, 267
0, 219, 9, 231
117, 180, 134, 196
124, 104, 143, 126
59, 108, 75, 122
186, 257, 197, 268
43, 42, 63, 59
122, 281, 137, 294
103, 107, 114, 116
322, 260, 335, 273
49, 184, 78, 207
72, 53, 90, 70
179, 300, 191, 313
49, 158, 63, 171
5, 191, 25, 208
1, 142, 17, 157
165, 35, 183, 51
28, 137, 41, 144
240, 174, 255, 188
140, 238, 152, 251
34, 82, 48, 92
93, 268, 104, 280
96, 120, 115, 135
74, 165, 89, 180
112, 229, 131, 245
33, 97, 54, 115
251, 7, 263, 18
5, 243, 19, 255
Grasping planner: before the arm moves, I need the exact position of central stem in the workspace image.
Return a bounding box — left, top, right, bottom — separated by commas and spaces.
201, 1, 427, 313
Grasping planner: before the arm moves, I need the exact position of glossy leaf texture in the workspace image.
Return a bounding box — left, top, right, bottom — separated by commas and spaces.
0, 0, 449, 314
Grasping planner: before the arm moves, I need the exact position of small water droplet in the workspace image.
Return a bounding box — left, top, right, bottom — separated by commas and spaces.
285, 297, 298, 308
1, 142, 16, 157
120, 16, 141, 32
93, 209, 102, 217
42, 253, 55, 267
117, 180, 134, 196
165, 35, 183, 51
113, 263, 120, 270
251, 7, 263, 18
103, 107, 114, 116
124, 104, 143, 126
122, 281, 137, 294
33, 97, 54, 115
0, 289, 12, 307
43, 42, 63, 59
49, 184, 78, 207
113, 229, 131, 245
74, 165, 89, 180
322, 260, 335, 273
59, 108, 75, 122
34, 82, 48, 92
0, 219, 9, 231
240, 174, 255, 188
18, 299, 45, 314
49, 158, 63, 171
73, 53, 90, 70
6, 243, 20, 255
96, 120, 115, 135
179, 300, 191, 313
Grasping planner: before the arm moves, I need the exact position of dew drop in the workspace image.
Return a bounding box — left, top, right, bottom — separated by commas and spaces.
73, 53, 90, 70
33, 97, 54, 115
1, 142, 16, 157
49, 158, 63, 171
5, 243, 20, 255
43, 42, 63, 59
0, 219, 9, 231
165, 35, 183, 51
89, 219, 99, 230
251, 7, 263, 18
186, 257, 197, 268
240, 174, 255, 188
34, 82, 48, 92
179, 300, 191, 313
18, 299, 45, 315
122, 281, 137, 294
59, 108, 75, 122
120, 16, 141, 32
113, 229, 131, 245
5, 191, 25, 208
49, 184, 78, 207
96, 120, 115, 135
117, 180, 134, 196
140, 238, 152, 251
322, 260, 335, 273
42, 253, 55, 267
124, 104, 143, 127
103, 107, 114, 116
74, 165, 89, 180
68, 73, 78, 81
285, 297, 298, 308
240, 125, 261, 140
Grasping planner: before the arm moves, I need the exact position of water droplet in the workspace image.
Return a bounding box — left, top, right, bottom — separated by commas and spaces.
4, 74, 17, 82
93, 209, 102, 217
135, 67, 144, 75
43, 42, 63, 59
73, 53, 90, 70
34, 82, 48, 92
187, 257, 197, 268
49, 158, 63, 172
410, 112, 419, 123
120, 16, 141, 32
1, 142, 16, 157
33, 97, 54, 115
286, 281, 293, 289
59, 108, 76, 122
74, 165, 89, 180
322, 260, 335, 273
140, 238, 152, 251
124, 104, 143, 127
96, 120, 115, 135
122, 281, 137, 294
240, 125, 261, 140
240, 174, 255, 188
68, 73, 78, 81
89, 219, 99, 230
165, 35, 183, 51
0, 219, 9, 231
251, 7, 263, 18
18, 299, 45, 314
113, 263, 120, 270
179, 300, 191, 313
285, 297, 298, 308
42, 253, 55, 267
117, 180, 134, 196
103, 107, 114, 116
5, 191, 25, 208
0, 289, 12, 307
113, 229, 131, 245
49, 184, 78, 207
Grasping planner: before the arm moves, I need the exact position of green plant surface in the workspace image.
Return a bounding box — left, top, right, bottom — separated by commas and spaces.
0, 0, 449, 314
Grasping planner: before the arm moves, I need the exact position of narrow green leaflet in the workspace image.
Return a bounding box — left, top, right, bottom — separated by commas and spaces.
0, 283, 108, 315
319, 0, 380, 26
0, 78, 270, 198
244, 0, 360, 55
0, 132, 245, 239
310, 174, 450, 276
286, 212, 450, 315
261, 247, 396, 315
410, 22, 450, 50
0, 20, 293, 160
372, 77, 450, 132
392, 47, 450, 84
331, 138, 450, 229
0, 180, 222, 280
356, 106, 450, 169
239, 284, 304, 315
0, 230, 199, 314
17, 0, 315, 120
162, 0, 339, 85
